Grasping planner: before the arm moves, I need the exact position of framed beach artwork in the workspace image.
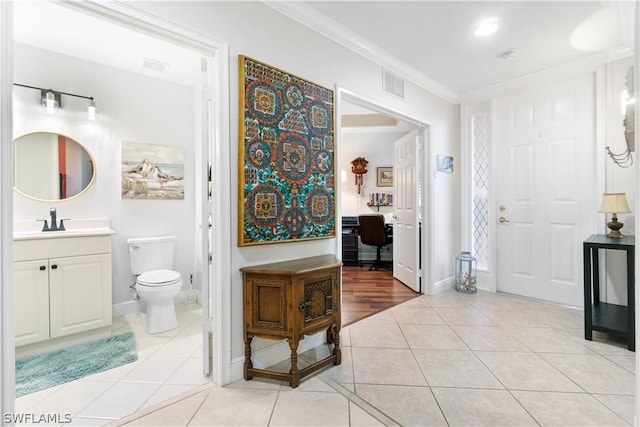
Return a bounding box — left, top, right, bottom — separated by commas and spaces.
376, 167, 393, 187
238, 55, 336, 246
121, 141, 185, 200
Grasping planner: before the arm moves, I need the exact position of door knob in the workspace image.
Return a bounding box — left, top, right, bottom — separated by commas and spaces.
498, 216, 510, 223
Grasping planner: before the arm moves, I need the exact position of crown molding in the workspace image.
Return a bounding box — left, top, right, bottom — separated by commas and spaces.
262, 1, 460, 104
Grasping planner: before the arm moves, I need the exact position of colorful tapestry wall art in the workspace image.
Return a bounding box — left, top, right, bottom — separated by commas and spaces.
238, 56, 336, 246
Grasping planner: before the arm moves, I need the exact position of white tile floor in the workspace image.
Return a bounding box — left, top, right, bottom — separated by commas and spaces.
114, 290, 637, 427
14, 290, 638, 426
15, 303, 208, 426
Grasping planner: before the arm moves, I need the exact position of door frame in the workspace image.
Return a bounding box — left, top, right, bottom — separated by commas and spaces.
64, 0, 233, 387
335, 86, 433, 294
1, 1, 15, 416
0, 1, 233, 410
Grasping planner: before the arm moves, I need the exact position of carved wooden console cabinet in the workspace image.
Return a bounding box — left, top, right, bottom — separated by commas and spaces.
240, 254, 342, 387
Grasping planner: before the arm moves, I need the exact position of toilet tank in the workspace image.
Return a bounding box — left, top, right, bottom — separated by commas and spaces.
127, 235, 176, 275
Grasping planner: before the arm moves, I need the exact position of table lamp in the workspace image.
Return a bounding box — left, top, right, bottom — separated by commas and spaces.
598, 193, 631, 238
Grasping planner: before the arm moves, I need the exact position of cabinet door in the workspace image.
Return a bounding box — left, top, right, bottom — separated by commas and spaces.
49, 254, 112, 338
300, 269, 338, 334
245, 275, 290, 337
14, 259, 50, 346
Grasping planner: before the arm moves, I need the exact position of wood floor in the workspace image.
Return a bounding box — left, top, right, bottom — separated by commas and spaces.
341, 265, 420, 326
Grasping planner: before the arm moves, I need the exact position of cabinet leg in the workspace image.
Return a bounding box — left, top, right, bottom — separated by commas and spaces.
244, 334, 254, 381
288, 339, 300, 388
332, 324, 342, 365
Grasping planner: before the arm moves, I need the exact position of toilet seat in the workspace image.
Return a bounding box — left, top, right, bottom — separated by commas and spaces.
137, 269, 181, 287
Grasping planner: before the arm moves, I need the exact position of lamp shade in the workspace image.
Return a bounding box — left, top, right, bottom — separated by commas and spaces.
598, 193, 631, 214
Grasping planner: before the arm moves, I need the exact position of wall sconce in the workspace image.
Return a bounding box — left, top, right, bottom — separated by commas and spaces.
15, 83, 97, 120
606, 66, 635, 168
41, 90, 60, 114
598, 192, 631, 238
350, 157, 368, 194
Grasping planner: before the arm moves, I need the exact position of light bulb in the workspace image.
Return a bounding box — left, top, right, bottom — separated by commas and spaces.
42, 91, 58, 114
87, 99, 97, 120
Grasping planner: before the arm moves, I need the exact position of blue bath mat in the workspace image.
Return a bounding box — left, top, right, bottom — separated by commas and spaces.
15, 331, 137, 397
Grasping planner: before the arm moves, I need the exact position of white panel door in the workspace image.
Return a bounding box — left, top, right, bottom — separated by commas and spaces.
393, 130, 421, 292
496, 76, 594, 306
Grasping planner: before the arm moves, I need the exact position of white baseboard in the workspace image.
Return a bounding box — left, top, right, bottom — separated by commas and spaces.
176, 289, 202, 304
229, 331, 326, 384
112, 289, 201, 318
112, 300, 140, 317
432, 276, 454, 294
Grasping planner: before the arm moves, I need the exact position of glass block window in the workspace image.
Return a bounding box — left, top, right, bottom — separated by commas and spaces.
471, 112, 489, 270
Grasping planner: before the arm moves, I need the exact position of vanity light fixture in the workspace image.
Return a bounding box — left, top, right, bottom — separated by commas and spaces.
14, 83, 97, 120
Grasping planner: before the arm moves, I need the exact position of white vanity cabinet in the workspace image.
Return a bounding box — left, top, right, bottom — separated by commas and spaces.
13, 234, 112, 347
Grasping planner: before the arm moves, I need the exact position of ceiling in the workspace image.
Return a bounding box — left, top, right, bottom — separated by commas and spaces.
13, 1, 203, 87
12, 1, 636, 107
269, 1, 635, 101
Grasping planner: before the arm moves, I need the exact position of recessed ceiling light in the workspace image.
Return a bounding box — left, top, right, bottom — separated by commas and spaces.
474, 18, 499, 37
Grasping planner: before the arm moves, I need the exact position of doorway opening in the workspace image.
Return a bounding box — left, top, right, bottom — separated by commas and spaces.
6, 1, 231, 420
336, 88, 432, 324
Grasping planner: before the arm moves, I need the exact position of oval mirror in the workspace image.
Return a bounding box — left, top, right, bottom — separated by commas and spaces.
14, 132, 95, 201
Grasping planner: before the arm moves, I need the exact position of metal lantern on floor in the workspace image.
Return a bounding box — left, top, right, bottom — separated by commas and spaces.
455, 251, 477, 294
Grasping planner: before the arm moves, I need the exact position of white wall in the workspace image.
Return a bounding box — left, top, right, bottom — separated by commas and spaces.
602, 56, 636, 305
129, 0, 460, 366
341, 130, 407, 262
13, 43, 197, 306
341, 130, 406, 217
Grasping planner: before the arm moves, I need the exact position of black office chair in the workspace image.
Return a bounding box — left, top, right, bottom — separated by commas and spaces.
358, 214, 392, 271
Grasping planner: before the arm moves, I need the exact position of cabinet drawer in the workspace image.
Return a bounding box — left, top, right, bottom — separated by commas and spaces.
14, 236, 111, 261
342, 251, 358, 261
342, 235, 358, 249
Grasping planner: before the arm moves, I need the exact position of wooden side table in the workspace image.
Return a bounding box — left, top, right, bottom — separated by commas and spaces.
240, 255, 342, 387
583, 234, 635, 351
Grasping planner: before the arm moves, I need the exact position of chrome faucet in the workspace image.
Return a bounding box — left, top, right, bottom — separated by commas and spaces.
37, 208, 68, 232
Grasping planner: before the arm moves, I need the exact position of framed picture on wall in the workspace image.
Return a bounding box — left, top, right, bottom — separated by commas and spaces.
436, 155, 454, 173
238, 55, 336, 246
377, 167, 393, 187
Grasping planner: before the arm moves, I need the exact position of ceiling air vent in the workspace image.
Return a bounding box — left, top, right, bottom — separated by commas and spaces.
383, 69, 405, 100
142, 57, 169, 72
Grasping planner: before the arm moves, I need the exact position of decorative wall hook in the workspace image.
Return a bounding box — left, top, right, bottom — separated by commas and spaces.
350, 157, 368, 194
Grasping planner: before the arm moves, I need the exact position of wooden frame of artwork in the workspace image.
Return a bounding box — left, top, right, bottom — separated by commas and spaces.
376, 167, 393, 187
238, 56, 336, 246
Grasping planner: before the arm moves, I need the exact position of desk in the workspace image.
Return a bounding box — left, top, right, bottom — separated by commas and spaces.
583, 234, 635, 351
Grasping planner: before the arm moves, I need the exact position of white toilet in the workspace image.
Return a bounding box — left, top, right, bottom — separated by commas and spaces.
127, 235, 183, 334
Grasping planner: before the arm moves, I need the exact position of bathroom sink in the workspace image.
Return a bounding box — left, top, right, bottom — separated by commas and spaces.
13, 218, 114, 240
